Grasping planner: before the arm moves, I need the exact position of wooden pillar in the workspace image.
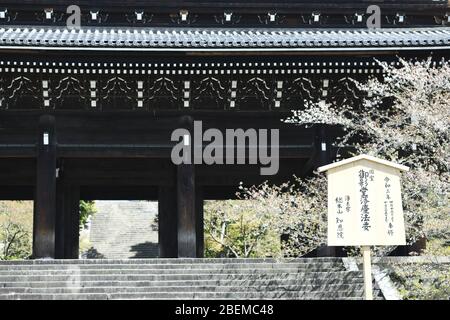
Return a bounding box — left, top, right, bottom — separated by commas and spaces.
33, 115, 57, 259
195, 187, 204, 258
317, 125, 332, 168
362, 246, 373, 300
177, 162, 196, 257
64, 184, 80, 259
158, 186, 178, 258
176, 115, 197, 258
315, 124, 337, 257
55, 172, 66, 259
56, 166, 80, 260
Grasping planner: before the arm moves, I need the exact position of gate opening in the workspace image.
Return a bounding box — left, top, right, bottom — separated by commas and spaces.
80, 201, 159, 259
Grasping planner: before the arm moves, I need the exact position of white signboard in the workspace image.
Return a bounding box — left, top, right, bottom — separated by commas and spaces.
319, 155, 408, 246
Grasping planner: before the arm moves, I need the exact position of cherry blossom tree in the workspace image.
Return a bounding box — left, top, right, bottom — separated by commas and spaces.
285, 58, 449, 252
205, 176, 328, 258
205, 58, 449, 258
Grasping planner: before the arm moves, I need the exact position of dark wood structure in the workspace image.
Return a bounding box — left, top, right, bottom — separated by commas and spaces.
0, 0, 448, 258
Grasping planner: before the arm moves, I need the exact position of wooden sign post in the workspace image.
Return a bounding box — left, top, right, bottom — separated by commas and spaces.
318, 154, 409, 300
362, 246, 372, 300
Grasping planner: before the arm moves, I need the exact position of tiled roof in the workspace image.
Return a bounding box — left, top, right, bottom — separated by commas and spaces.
0, 26, 449, 51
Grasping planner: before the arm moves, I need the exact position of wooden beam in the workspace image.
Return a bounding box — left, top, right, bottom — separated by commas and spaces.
0, 186, 34, 200
0, 113, 314, 159
81, 186, 159, 201
33, 115, 56, 259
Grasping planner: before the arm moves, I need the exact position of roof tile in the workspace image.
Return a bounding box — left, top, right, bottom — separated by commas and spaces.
0, 26, 448, 50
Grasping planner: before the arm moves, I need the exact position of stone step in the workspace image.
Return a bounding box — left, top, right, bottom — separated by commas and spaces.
0, 283, 365, 294
0, 260, 344, 269
89, 201, 158, 259
0, 271, 363, 282
0, 268, 346, 276
0, 269, 345, 277
0, 290, 379, 300
0, 277, 364, 288
0, 258, 383, 300
0, 270, 361, 283
0, 264, 345, 273
0, 258, 343, 265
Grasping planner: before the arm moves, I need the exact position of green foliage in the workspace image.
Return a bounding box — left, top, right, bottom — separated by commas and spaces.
425, 239, 450, 257
0, 200, 97, 260
1, 222, 31, 260
204, 200, 281, 258
391, 263, 450, 300
79, 201, 96, 231
204, 176, 328, 258
0, 201, 33, 260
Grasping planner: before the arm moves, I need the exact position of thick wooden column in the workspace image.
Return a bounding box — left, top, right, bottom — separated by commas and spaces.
64, 184, 80, 259
195, 187, 204, 258
315, 125, 337, 257
177, 162, 197, 257
316, 125, 332, 169
158, 186, 178, 258
55, 165, 80, 260
55, 172, 66, 259
33, 115, 57, 259
176, 115, 197, 257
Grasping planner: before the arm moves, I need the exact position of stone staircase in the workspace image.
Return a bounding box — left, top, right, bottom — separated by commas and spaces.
0, 258, 384, 300
87, 201, 159, 259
